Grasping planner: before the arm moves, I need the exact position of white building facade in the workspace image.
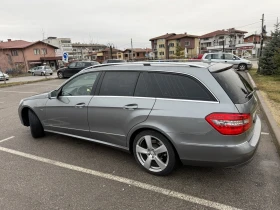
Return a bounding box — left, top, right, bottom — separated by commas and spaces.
43, 37, 73, 58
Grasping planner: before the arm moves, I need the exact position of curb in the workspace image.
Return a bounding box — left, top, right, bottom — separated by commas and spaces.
246, 72, 280, 153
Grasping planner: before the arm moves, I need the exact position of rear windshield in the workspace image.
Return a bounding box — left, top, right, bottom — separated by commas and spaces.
212, 69, 253, 104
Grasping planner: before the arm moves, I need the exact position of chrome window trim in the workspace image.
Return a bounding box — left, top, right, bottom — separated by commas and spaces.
45, 129, 129, 151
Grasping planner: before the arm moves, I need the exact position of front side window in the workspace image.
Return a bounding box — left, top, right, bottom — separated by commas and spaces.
99, 72, 139, 96
76, 62, 86, 68
61, 72, 99, 96
152, 73, 216, 101
68, 62, 76, 68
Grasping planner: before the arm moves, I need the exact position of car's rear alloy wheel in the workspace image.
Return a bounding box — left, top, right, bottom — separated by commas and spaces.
238, 64, 247, 71
58, 72, 64, 79
28, 110, 45, 138
41, 72, 45, 76
133, 131, 176, 176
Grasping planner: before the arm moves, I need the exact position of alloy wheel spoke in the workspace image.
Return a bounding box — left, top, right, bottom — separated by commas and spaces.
144, 136, 153, 149
154, 145, 167, 155
136, 145, 148, 154
154, 156, 166, 170
143, 156, 152, 169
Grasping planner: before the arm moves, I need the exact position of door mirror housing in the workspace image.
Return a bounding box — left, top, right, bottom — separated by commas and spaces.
48, 90, 59, 99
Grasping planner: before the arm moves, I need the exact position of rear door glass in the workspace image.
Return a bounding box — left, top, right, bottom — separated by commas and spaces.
151, 73, 216, 101
212, 69, 253, 104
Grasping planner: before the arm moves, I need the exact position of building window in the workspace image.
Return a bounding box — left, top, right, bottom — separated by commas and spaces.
185, 41, 190, 46
159, 52, 164, 55
159, 44, 165, 48
41, 48, 47, 55
137, 53, 140, 57
203, 38, 209, 41
219, 36, 224, 39
11, 50, 18, 56
169, 43, 174, 47
34, 49, 40, 55
169, 51, 174, 55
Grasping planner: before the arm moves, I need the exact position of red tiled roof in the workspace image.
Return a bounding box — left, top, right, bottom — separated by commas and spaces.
166, 33, 198, 40
0, 40, 59, 49
149, 33, 176, 41
200, 28, 248, 39
124, 48, 152, 53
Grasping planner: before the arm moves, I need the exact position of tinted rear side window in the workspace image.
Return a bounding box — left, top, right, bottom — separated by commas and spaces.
152, 73, 216, 101
99, 72, 139, 96
134, 73, 161, 97
212, 69, 253, 104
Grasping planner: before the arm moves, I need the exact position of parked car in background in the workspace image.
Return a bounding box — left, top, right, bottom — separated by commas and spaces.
103, 59, 126, 64
57, 61, 100, 79
18, 62, 261, 176
0, 72, 9, 80
202, 53, 252, 70
32, 66, 53, 76
28, 67, 37, 73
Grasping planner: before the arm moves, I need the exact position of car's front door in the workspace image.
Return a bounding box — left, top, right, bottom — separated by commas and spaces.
44, 72, 100, 137
88, 71, 156, 147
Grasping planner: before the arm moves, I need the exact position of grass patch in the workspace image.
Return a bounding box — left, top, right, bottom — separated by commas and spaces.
0, 78, 56, 88
249, 69, 280, 103
10, 73, 32, 78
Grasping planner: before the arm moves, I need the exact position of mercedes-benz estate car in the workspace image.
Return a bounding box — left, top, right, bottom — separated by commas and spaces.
18, 62, 261, 175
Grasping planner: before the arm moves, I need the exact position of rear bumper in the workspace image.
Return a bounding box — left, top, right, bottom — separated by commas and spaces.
179, 116, 261, 167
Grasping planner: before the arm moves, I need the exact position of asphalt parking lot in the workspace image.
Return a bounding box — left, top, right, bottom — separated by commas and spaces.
0, 78, 280, 210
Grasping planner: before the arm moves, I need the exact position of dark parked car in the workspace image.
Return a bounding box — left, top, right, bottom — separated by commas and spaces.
57, 61, 99, 79
103, 59, 126, 64
19, 62, 261, 175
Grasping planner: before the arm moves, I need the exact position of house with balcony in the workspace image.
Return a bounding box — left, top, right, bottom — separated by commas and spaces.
149, 33, 199, 59
123, 48, 152, 61
149, 33, 176, 59
166, 33, 199, 59
199, 28, 247, 53
0, 39, 60, 72
96, 48, 123, 63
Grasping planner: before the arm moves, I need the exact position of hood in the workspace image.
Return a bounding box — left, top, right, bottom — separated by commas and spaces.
24, 92, 49, 101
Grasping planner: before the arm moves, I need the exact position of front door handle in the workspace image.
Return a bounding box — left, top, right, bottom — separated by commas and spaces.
123, 104, 138, 110
225, 61, 227, 62
75, 103, 86, 108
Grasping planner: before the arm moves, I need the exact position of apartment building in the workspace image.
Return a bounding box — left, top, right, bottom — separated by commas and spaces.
200, 28, 247, 53
149, 33, 199, 59
43, 37, 73, 57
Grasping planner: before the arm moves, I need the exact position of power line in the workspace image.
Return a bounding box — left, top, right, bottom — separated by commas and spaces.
234, 21, 261, 29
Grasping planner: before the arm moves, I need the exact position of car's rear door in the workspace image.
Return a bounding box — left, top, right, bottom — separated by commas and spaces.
44, 72, 101, 137
87, 71, 156, 147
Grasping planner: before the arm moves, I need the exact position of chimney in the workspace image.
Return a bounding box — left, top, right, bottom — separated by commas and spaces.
7, 39, 11, 42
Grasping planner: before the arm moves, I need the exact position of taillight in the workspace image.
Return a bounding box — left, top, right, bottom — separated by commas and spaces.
205, 113, 252, 135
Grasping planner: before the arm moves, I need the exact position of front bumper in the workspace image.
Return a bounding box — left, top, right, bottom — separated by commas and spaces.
247, 64, 253, 69
179, 116, 261, 167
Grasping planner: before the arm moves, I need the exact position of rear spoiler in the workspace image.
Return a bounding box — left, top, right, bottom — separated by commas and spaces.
208, 63, 234, 73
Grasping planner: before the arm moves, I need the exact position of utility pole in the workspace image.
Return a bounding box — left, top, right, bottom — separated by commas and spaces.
258, 14, 264, 73
131, 38, 134, 61
254, 31, 257, 58
109, 46, 113, 59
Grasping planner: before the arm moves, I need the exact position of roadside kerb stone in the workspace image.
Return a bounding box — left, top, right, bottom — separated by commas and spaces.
246, 71, 280, 153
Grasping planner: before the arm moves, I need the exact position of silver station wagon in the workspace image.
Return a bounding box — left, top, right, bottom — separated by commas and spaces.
18, 62, 261, 175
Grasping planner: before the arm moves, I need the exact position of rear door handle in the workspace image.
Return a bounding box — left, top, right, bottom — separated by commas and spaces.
75, 103, 86, 108
123, 104, 138, 110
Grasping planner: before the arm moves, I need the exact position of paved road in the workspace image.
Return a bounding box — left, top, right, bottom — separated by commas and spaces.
2, 74, 57, 83
0, 78, 279, 210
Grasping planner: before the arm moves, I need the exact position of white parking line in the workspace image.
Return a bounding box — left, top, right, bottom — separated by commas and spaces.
0, 136, 15, 143
0, 146, 240, 210
0, 90, 38, 94
261, 132, 269, 135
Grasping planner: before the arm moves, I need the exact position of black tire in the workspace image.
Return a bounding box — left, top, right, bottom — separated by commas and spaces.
57, 72, 64, 79
238, 63, 247, 71
133, 130, 176, 176
28, 110, 45, 138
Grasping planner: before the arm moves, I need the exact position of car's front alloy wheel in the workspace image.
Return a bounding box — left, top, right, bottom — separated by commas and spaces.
58, 72, 64, 79
133, 131, 176, 176
238, 64, 247, 71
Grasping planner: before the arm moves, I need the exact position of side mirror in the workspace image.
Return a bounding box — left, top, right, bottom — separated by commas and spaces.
48, 90, 59, 99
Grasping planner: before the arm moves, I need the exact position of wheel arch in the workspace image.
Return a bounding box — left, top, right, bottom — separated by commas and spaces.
127, 125, 181, 161
20, 106, 37, 126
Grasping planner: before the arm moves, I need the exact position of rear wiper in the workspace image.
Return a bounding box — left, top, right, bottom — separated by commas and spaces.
245, 90, 256, 98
